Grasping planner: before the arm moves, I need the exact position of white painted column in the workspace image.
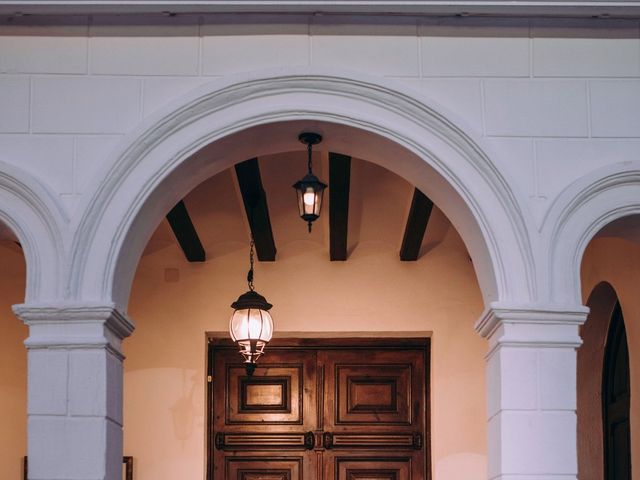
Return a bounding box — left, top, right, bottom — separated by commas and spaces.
475, 304, 588, 480
13, 304, 134, 480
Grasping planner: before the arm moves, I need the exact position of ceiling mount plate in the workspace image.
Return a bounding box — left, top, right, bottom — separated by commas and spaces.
299, 132, 322, 146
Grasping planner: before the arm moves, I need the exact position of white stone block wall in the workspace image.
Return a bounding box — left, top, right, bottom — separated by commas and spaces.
0, 16, 638, 219
0, 76, 30, 132
0, 13, 639, 480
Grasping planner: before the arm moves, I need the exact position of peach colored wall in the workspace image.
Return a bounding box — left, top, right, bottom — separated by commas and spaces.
580, 237, 640, 479
0, 243, 28, 480
124, 215, 487, 480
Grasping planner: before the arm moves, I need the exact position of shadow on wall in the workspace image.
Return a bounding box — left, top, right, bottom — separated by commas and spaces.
170, 369, 198, 448
124, 368, 203, 479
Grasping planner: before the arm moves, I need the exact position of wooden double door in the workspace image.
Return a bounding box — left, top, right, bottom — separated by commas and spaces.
208, 339, 429, 480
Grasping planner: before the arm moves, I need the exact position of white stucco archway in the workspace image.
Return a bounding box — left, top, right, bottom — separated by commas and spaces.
0, 161, 67, 303
544, 161, 640, 305
67, 68, 536, 311
0, 162, 68, 479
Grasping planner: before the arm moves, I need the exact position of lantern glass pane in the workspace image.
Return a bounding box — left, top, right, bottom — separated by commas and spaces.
303, 186, 316, 215
258, 311, 273, 341
296, 189, 305, 217
229, 308, 273, 342
313, 188, 323, 216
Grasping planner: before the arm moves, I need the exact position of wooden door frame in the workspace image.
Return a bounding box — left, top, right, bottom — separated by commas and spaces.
206, 336, 431, 480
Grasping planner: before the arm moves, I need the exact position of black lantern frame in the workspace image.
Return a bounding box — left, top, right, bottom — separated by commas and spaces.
293, 132, 327, 232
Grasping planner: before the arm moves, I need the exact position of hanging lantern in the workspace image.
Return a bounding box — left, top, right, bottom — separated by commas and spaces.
293, 132, 327, 233
229, 238, 273, 375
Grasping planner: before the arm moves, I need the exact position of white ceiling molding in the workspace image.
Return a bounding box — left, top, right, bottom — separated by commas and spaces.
1, 0, 639, 17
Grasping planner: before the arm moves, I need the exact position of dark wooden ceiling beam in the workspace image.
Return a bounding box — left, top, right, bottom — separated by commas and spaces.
329, 152, 351, 261
400, 189, 434, 261
235, 158, 277, 261
166, 200, 206, 262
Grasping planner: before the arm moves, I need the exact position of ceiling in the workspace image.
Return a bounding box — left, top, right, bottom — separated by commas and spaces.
142, 150, 455, 263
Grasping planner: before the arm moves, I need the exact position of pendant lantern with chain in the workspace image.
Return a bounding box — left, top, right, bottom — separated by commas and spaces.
229, 236, 274, 375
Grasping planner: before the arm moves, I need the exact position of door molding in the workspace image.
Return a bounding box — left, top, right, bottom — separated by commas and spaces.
207, 336, 430, 480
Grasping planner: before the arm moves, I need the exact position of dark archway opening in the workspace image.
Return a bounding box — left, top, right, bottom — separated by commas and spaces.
603, 301, 631, 480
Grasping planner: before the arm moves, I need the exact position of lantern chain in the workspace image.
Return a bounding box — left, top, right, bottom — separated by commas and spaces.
307, 142, 313, 174
247, 236, 255, 291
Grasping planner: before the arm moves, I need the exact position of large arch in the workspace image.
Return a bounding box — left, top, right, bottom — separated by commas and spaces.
544, 161, 640, 305
0, 161, 67, 303
68, 68, 536, 311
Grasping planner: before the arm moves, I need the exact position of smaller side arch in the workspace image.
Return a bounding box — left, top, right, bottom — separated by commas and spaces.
0, 161, 68, 302
543, 161, 640, 305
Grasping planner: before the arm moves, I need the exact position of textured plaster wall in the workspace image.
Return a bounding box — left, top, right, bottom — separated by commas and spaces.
0, 18, 639, 224
0, 243, 27, 480
580, 236, 640, 479
124, 215, 486, 480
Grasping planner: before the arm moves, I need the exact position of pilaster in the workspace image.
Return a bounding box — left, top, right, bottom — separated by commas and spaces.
476, 303, 589, 480
13, 303, 134, 480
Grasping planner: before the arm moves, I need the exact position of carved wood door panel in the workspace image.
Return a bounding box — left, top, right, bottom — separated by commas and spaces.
320, 349, 425, 480
209, 339, 429, 480
211, 348, 318, 480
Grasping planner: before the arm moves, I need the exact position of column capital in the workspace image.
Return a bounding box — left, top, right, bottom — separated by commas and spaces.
475, 302, 589, 355
12, 302, 135, 359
